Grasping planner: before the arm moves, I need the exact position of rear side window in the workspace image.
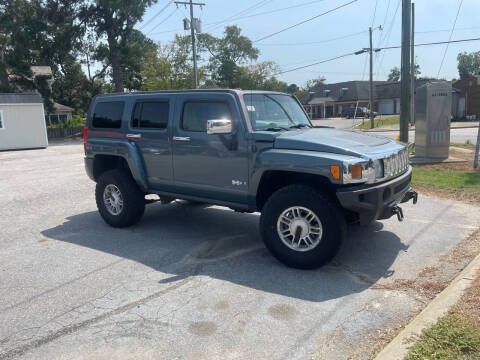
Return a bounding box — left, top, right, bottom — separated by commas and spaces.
92, 101, 124, 128
132, 101, 169, 129
182, 101, 231, 132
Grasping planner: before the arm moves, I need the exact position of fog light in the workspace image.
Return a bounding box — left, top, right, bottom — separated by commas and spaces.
350, 164, 362, 180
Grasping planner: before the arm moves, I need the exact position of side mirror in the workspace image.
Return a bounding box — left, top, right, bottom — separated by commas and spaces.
206, 119, 232, 135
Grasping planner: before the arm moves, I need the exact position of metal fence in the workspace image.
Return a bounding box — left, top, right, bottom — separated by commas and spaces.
47, 126, 84, 139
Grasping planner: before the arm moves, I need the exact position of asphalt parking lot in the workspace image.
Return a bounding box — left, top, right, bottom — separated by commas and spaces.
1, 142, 479, 360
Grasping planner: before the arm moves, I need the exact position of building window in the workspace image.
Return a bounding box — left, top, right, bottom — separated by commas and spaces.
0, 110, 4, 130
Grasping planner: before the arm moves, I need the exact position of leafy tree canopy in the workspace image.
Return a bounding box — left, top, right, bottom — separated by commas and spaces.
457, 51, 480, 79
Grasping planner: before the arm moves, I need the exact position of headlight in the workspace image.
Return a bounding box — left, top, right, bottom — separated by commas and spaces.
373, 159, 384, 179
343, 161, 369, 184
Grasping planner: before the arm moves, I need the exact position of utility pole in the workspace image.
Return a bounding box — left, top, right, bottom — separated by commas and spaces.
410, 2, 415, 125
400, 0, 412, 142
176, 0, 205, 88
369, 27, 374, 129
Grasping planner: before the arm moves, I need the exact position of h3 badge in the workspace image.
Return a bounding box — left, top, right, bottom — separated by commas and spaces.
232, 180, 247, 186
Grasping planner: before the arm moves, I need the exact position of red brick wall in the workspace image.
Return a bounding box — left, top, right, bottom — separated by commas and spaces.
453, 76, 480, 118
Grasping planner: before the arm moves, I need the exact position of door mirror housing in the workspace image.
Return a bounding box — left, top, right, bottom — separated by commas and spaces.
206, 119, 232, 135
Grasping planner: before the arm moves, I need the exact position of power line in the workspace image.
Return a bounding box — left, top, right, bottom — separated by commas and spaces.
204, 0, 273, 32
371, 0, 378, 27
437, 0, 463, 78
140, 0, 175, 31
229, 0, 328, 22
375, 0, 401, 78
416, 26, 480, 34
254, 0, 358, 43
275, 37, 480, 77
257, 30, 367, 46
274, 52, 357, 76
146, 7, 179, 35
378, 36, 480, 51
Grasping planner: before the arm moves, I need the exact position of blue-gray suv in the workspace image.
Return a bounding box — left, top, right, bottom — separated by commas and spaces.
84, 89, 417, 269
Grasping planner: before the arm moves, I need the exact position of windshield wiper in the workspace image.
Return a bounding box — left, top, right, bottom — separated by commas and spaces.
260, 126, 289, 132
289, 124, 312, 129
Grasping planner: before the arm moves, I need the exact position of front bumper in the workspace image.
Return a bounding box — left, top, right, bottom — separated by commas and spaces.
336, 166, 416, 225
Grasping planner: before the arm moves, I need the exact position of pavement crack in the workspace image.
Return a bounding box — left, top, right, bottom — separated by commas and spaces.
0, 273, 196, 360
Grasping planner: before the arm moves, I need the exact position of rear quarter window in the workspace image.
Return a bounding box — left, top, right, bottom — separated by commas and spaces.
92, 101, 125, 128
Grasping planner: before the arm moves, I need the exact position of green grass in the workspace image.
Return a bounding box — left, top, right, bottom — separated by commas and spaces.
412, 168, 480, 191
356, 115, 399, 130
405, 315, 480, 360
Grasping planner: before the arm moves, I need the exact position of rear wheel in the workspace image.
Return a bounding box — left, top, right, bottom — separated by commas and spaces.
95, 169, 145, 228
260, 185, 346, 269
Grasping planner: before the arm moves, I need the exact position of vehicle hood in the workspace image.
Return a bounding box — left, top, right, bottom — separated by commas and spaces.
274, 128, 404, 157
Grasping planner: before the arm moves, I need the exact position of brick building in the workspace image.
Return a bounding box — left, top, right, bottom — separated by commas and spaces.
452, 75, 480, 119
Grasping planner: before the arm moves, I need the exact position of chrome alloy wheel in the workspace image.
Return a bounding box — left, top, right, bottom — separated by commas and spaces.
276, 206, 323, 252
103, 184, 124, 216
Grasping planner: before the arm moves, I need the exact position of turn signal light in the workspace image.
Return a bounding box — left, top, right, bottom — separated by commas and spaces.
330, 165, 340, 180
350, 164, 362, 180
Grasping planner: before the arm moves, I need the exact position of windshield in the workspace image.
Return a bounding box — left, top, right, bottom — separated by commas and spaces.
243, 94, 311, 131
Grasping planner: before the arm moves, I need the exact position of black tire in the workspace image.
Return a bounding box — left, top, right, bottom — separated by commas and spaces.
260, 184, 346, 269
95, 169, 145, 228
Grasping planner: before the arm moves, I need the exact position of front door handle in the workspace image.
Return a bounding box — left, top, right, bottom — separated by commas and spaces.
173, 136, 191, 142
126, 133, 142, 139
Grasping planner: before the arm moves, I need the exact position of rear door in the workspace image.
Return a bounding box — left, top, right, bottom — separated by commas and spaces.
127, 95, 174, 190
171, 92, 249, 204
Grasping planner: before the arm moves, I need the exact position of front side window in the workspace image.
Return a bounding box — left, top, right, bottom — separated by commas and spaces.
182, 101, 232, 132
132, 101, 169, 129
243, 94, 311, 131
92, 101, 125, 129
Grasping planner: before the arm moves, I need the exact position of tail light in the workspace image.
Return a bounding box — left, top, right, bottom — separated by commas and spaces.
83, 127, 88, 154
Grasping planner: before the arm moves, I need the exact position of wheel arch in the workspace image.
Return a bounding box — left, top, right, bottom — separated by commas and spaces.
256, 170, 337, 211
87, 138, 149, 192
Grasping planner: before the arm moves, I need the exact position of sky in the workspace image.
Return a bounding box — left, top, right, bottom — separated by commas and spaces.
137, 0, 480, 87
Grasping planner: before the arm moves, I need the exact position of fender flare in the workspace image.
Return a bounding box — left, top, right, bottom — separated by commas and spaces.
87, 138, 149, 192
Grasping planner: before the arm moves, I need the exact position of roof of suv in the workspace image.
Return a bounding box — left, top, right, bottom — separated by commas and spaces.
93, 89, 291, 100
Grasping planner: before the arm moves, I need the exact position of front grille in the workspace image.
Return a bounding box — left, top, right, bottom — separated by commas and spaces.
383, 149, 409, 178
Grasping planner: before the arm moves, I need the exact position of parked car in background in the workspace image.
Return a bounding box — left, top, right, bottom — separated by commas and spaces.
342, 107, 377, 119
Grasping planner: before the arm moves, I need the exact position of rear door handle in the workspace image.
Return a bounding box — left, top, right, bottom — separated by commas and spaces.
173, 136, 191, 142
126, 133, 142, 139
126, 134, 142, 139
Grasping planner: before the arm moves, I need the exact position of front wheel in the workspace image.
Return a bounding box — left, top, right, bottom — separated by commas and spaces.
260, 185, 346, 269
95, 169, 145, 228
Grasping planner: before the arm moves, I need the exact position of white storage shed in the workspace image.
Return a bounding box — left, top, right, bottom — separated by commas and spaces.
0, 93, 48, 151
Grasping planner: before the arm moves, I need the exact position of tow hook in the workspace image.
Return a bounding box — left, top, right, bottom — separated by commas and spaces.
401, 188, 418, 204
392, 206, 404, 221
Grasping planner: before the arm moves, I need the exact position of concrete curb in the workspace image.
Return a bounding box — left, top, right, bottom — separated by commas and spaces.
374, 250, 480, 360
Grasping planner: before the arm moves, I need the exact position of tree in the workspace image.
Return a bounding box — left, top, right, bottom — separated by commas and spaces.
198, 26, 259, 88
387, 64, 420, 82
457, 51, 480, 79
294, 76, 326, 99
140, 35, 203, 90
387, 67, 401, 82
122, 30, 157, 90
88, 0, 158, 92
286, 83, 299, 94
0, 0, 86, 111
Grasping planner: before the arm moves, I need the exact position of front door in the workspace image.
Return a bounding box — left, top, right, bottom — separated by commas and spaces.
171, 93, 249, 204
127, 95, 174, 190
